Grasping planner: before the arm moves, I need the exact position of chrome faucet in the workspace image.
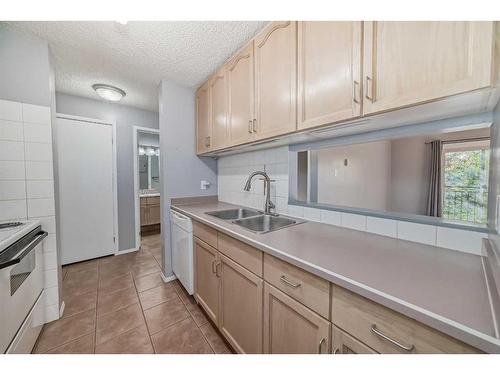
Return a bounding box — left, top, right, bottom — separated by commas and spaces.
244, 171, 276, 215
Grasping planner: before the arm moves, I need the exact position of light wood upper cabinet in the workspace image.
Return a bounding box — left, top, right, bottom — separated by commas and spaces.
209, 67, 229, 150
196, 81, 211, 154
298, 21, 362, 130
228, 41, 255, 146
218, 254, 263, 353
362, 21, 495, 115
194, 238, 220, 324
263, 283, 330, 354
254, 21, 297, 140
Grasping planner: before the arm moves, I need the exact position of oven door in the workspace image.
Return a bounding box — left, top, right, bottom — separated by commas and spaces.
0, 229, 48, 353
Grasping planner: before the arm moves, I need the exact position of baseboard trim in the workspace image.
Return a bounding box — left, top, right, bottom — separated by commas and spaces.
161, 273, 177, 283
59, 301, 65, 319
115, 247, 139, 255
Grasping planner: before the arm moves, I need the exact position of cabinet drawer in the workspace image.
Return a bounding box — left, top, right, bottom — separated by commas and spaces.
332, 325, 377, 354
218, 233, 263, 277
147, 196, 160, 205
330, 283, 481, 353
193, 221, 218, 249
140, 197, 148, 207
263, 253, 330, 319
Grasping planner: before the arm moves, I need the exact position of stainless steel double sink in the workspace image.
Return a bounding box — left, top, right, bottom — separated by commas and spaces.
205, 208, 304, 234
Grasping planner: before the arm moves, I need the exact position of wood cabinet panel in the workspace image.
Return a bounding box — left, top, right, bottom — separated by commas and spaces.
193, 221, 218, 249
297, 21, 362, 130
363, 21, 495, 115
140, 206, 148, 226
218, 233, 263, 277
254, 21, 297, 140
263, 253, 330, 319
219, 254, 263, 353
330, 283, 481, 353
209, 68, 228, 150
196, 81, 211, 154
194, 238, 220, 324
228, 41, 255, 146
148, 205, 161, 225
146, 196, 160, 205
332, 325, 377, 354
263, 283, 330, 354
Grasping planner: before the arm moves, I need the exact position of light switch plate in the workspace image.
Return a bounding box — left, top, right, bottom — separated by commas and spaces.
200, 180, 211, 190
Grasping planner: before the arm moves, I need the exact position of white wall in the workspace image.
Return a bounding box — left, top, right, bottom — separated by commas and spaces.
218, 147, 289, 214
159, 80, 217, 277
55, 93, 159, 251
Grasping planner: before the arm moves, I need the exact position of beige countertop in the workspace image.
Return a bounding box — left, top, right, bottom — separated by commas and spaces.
171, 201, 500, 353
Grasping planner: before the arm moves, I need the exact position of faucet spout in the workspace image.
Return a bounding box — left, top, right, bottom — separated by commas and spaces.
243, 171, 276, 215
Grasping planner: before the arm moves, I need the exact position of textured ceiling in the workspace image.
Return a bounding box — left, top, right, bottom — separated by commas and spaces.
2, 21, 267, 111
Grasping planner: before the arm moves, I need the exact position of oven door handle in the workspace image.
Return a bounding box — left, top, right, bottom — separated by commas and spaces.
0, 231, 48, 270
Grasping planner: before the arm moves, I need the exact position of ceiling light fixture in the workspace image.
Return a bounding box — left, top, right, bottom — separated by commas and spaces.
92, 84, 126, 102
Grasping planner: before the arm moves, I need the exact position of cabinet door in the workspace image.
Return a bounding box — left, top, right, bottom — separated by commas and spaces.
254, 21, 297, 140
263, 283, 330, 354
363, 21, 494, 115
209, 68, 228, 150
140, 206, 148, 226
332, 326, 377, 354
194, 238, 219, 324
297, 21, 362, 130
219, 254, 263, 353
196, 81, 211, 154
148, 205, 161, 225
228, 42, 255, 146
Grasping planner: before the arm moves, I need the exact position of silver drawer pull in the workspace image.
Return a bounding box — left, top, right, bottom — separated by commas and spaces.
370, 324, 414, 352
332, 347, 340, 354
280, 275, 301, 288
318, 338, 325, 354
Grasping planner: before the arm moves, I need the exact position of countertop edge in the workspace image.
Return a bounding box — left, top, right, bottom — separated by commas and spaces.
171, 204, 500, 353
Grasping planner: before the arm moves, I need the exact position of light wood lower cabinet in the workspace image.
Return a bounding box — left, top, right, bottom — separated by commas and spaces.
194, 238, 220, 324
140, 196, 161, 227
332, 325, 377, 354
263, 282, 330, 354
218, 254, 263, 353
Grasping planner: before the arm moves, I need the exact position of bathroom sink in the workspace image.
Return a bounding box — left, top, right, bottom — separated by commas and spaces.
205, 208, 262, 221
233, 214, 304, 234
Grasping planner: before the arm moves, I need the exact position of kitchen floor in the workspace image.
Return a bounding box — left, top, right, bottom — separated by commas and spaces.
33, 234, 231, 354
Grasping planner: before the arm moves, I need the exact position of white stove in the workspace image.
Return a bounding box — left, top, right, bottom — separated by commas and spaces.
0, 221, 40, 253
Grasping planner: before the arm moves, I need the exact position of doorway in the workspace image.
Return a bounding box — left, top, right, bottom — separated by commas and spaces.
133, 127, 161, 251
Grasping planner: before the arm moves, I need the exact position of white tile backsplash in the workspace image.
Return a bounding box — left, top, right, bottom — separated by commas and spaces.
24, 142, 53, 161
366, 217, 398, 238
0, 119, 23, 141
0, 99, 23, 122
24, 123, 52, 143
0, 161, 25, 180
0, 199, 27, 221
341, 213, 367, 231
27, 198, 55, 217
303, 207, 321, 222
0, 140, 24, 161
320, 209, 341, 226
0, 180, 26, 200
25, 161, 54, 180
397, 221, 437, 246
22, 103, 51, 125
26, 180, 54, 199
287, 205, 304, 218
436, 227, 486, 255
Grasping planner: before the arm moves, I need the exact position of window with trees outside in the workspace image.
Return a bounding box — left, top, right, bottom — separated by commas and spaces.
442, 139, 490, 224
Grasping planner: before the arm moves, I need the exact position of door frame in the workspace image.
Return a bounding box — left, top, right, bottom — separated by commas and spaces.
55, 113, 119, 255
133, 126, 160, 251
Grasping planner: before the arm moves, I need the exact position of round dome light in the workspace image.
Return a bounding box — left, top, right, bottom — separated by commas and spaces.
92, 84, 126, 102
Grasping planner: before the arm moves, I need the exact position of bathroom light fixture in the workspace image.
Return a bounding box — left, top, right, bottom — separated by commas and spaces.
92, 84, 126, 102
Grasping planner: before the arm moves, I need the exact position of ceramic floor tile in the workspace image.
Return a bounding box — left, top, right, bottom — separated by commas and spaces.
98, 273, 135, 296
189, 303, 209, 327
62, 290, 97, 318
43, 334, 95, 354
144, 295, 190, 334
139, 283, 178, 310
34, 310, 96, 353
134, 272, 164, 292
64, 268, 98, 287
131, 262, 161, 278
95, 324, 154, 354
97, 287, 139, 316
151, 317, 213, 354
200, 322, 231, 354
96, 303, 145, 345
62, 277, 98, 298
99, 266, 131, 282
65, 259, 99, 274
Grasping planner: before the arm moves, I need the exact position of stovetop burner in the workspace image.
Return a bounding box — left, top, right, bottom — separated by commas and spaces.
0, 222, 24, 230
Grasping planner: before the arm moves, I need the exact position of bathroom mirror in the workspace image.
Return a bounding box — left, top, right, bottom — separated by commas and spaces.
138, 145, 160, 191
290, 121, 492, 226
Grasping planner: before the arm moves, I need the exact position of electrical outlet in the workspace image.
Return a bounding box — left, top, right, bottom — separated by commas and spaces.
200, 180, 211, 190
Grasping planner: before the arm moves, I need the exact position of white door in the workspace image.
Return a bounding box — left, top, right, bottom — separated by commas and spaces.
56, 116, 116, 265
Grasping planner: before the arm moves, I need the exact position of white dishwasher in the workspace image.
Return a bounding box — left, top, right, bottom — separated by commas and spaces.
170, 209, 194, 295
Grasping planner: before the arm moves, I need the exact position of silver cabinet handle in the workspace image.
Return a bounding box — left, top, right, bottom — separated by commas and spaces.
365, 76, 375, 102
370, 324, 414, 352
352, 80, 360, 104
215, 261, 221, 277
332, 347, 340, 354
280, 275, 301, 288
318, 338, 326, 354
211, 259, 217, 274
248, 120, 253, 134
252, 119, 257, 133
